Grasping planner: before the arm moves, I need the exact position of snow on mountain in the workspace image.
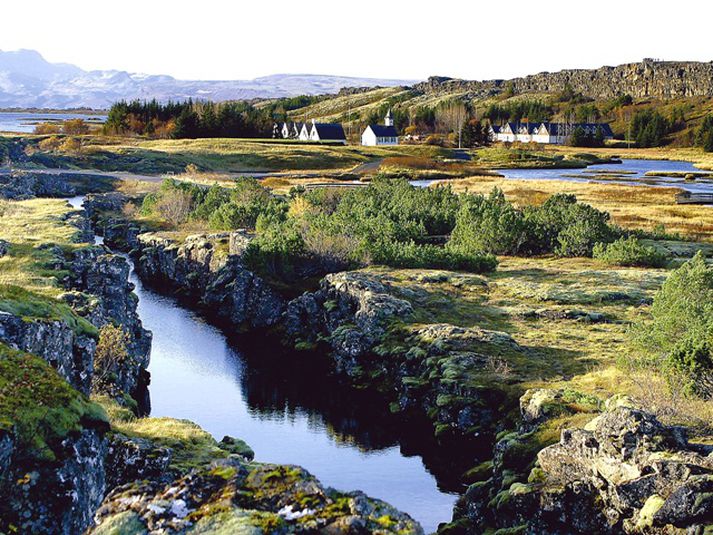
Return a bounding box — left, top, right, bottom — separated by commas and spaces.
0, 49, 415, 109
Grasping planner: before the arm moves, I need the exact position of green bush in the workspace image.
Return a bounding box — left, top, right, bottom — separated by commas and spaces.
448, 188, 526, 255
593, 237, 667, 267
553, 203, 613, 257
633, 252, 713, 394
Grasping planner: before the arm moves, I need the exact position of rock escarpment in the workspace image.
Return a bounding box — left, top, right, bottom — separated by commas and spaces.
65, 245, 152, 405
451, 390, 713, 534
136, 232, 286, 329
415, 59, 713, 100
286, 271, 522, 445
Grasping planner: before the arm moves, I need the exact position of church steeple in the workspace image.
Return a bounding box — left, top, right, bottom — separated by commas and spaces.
384, 108, 394, 127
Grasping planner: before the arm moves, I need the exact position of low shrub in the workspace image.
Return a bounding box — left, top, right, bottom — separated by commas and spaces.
593, 237, 667, 268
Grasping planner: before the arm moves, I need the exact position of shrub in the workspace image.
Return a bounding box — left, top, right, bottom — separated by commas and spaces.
552, 203, 613, 257
33, 122, 61, 135
633, 252, 713, 395
593, 237, 667, 267
62, 118, 90, 135
155, 188, 193, 226
94, 324, 131, 391
448, 188, 525, 255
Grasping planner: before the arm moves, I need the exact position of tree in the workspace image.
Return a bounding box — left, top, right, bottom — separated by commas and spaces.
156, 188, 194, 226
436, 100, 468, 147
696, 115, 713, 152
460, 119, 490, 148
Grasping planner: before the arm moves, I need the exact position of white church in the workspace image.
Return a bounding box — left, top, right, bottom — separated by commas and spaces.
361, 110, 399, 146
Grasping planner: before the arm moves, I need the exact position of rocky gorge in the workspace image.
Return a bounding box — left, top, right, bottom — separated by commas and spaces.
0, 188, 425, 534
84, 190, 713, 533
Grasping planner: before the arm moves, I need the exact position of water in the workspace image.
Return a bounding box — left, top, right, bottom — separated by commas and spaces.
71, 198, 459, 533
0, 111, 106, 133
496, 158, 713, 194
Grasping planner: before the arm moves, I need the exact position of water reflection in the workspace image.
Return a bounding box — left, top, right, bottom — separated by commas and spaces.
129, 264, 462, 533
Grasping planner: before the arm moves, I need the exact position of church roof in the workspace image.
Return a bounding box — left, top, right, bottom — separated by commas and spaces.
312, 123, 346, 140
367, 125, 398, 137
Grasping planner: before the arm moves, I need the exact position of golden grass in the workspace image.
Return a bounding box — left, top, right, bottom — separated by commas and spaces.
446, 175, 713, 241
0, 198, 82, 297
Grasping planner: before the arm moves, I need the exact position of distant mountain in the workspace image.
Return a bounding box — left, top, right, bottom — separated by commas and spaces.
0, 49, 415, 109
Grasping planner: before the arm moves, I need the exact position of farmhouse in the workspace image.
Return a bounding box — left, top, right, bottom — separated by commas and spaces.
361, 110, 399, 146
308, 120, 347, 144
491, 122, 613, 144
274, 121, 308, 139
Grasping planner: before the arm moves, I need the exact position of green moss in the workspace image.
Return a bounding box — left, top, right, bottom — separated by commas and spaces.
91, 510, 146, 535
462, 461, 494, 484
0, 343, 108, 461
493, 526, 527, 535
636, 494, 665, 530
102, 401, 230, 473
0, 284, 98, 338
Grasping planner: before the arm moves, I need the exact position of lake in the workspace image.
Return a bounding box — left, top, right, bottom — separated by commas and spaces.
496, 158, 713, 194
0, 111, 106, 133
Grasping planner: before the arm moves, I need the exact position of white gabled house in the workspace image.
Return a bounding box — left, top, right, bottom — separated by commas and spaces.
492, 122, 614, 145
361, 110, 399, 146
298, 122, 312, 141
308, 120, 347, 144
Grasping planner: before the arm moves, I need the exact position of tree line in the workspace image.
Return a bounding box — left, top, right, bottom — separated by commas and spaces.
103, 99, 276, 139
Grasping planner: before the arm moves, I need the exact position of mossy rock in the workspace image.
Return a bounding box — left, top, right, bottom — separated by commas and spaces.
0, 343, 108, 461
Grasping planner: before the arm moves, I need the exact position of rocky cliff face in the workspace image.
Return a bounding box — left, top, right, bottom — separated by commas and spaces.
451, 390, 713, 534
414, 59, 713, 100
64, 246, 152, 406
0, 311, 96, 394
285, 271, 522, 448
136, 232, 286, 329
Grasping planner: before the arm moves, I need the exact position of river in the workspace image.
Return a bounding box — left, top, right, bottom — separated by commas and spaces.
68, 196, 459, 533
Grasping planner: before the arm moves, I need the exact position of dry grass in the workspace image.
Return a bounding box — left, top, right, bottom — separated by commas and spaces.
446, 175, 713, 241
0, 198, 82, 297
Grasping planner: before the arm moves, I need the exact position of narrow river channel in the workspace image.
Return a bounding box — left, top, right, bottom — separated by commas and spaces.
69, 196, 459, 533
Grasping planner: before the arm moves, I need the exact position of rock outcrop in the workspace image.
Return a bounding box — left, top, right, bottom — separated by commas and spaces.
286, 271, 524, 448
0, 310, 96, 394
415, 59, 713, 100
64, 246, 152, 405
90, 457, 423, 535
0, 171, 116, 200
136, 232, 286, 329
452, 389, 713, 534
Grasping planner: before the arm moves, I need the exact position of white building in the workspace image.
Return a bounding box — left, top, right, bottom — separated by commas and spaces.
361, 110, 399, 146
307, 120, 347, 144
492, 122, 613, 145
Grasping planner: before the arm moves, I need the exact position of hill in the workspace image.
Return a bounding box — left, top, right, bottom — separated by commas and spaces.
283, 59, 713, 145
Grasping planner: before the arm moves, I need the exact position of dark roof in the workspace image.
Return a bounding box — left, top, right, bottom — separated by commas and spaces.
490, 125, 501, 133
367, 125, 398, 138
313, 123, 346, 140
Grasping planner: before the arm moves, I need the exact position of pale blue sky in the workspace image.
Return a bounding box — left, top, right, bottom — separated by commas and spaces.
2, 0, 707, 81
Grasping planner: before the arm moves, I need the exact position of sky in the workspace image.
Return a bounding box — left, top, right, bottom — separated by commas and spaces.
1, 0, 709, 81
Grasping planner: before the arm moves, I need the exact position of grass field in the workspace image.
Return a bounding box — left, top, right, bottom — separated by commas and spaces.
16, 135, 457, 175
370, 254, 713, 436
